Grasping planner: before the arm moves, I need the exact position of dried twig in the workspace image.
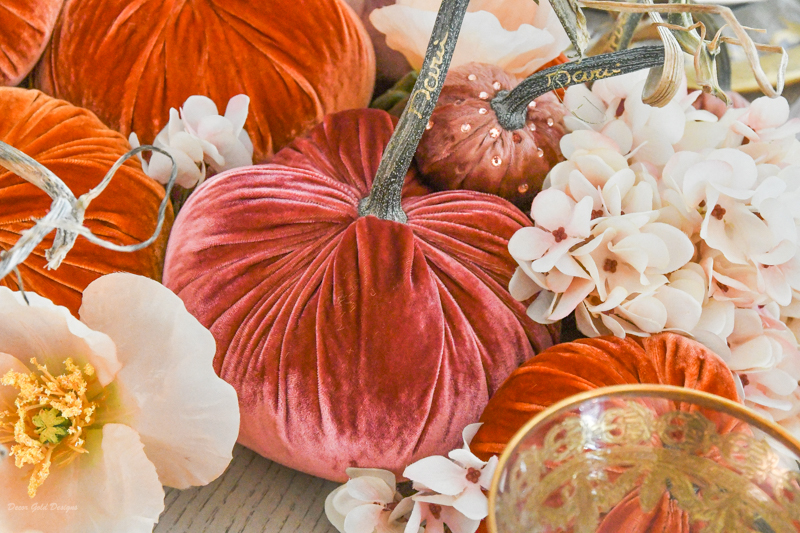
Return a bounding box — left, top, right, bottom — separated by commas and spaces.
578, 0, 787, 98
0, 142, 177, 281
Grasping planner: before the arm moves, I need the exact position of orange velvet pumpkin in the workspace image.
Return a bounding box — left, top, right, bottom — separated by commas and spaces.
471, 333, 742, 533
0, 87, 173, 316
0, 0, 62, 86
34, 0, 375, 162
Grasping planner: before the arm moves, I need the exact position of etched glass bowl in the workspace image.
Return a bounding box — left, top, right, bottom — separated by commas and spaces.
487, 384, 800, 533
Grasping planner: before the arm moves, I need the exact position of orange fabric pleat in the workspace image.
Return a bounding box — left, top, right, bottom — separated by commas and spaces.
34, 0, 375, 162
0, 87, 172, 316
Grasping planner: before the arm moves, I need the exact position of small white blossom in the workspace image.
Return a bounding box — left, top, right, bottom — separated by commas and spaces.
403, 424, 497, 523
129, 94, 254, 188
325, 468, 415, 533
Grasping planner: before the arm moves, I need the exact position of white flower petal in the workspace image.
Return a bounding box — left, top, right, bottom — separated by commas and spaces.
478, 455, 498, 489
389, 496, 415, 523
0, 287, 120, 386
564, 85, 606, 129
147, 148, 203, 188
526, 290, 558, 324
325, 485, 349, 533
79, 273, 239, 489
549, 277, 595, 321
727, 335, 775, 371
531, 189, 576, 230
448, 449, 485, 470
345, 468, 397, 490
403, 456, 468, 496
224, 94, 250, 134
343, 504, 384, 533
508, 227, 554, 261
347, 476, 396, 504
181, 95, 219, 133
404, 500, 423, 533
642, 223, 694, 273
508, 267, 542, 301
440, 505, 481, 533
654, 285, 702, 332
452, 485, 488, 521
601, 120, 633, 155
747, 96, 790, 131
751, 368, 799, 396
0, 424, 164, 533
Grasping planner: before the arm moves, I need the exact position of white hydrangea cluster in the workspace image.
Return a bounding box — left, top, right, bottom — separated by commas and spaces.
509, 70, 800, 438
325, 424, 495, 533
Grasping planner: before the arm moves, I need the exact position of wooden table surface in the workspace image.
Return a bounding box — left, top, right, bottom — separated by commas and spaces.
156, 18, 800, 532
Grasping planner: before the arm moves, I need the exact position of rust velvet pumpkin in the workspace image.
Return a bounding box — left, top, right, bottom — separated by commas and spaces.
162, 108, 558, 482
34, 0, 375, 162
0, 0, 63, 86
471, 333, 743, 533
0, 87, 172, 317
415, 62, 567, 211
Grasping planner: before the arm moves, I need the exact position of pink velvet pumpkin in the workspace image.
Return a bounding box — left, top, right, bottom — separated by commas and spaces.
163, 108, 558, 481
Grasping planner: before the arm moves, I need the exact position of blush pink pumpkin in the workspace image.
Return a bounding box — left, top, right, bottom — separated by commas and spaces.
163, 109, 558, 481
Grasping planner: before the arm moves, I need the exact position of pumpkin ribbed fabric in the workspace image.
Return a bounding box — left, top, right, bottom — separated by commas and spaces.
162, 108, 558, 482
0, 0, 63, 86
34, 0, 375, 161
471, 333, 742, 533
0, 88, 172, 316
415, 61, 567, 211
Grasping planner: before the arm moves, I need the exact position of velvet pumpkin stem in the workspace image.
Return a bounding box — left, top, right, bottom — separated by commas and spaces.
360, 0, 470, 223
491, 46, 666, 132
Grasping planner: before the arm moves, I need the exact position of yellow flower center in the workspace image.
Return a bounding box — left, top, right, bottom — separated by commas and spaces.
0, 358, 97, 498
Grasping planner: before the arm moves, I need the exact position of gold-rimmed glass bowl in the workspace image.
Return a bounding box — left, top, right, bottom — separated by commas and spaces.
487, 384, 800, 533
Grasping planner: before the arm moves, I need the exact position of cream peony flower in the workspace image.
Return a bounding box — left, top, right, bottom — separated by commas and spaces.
129, 95, 254, 188
369, 0, 569, 77
0, 273, 239, 533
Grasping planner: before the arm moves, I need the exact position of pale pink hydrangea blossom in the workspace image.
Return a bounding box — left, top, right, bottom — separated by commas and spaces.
509, 71, 800, 440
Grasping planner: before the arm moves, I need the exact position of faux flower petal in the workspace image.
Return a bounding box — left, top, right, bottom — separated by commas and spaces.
508, 268, 542, 301
79, 273, 239, 489
1, 424, 164, 533
0, 287, 120, 386
508, 227, 554, 261
343, 503, 384, 533
181, 95, 219, 134
403, 456, 468, 496
452, 485, 488, 521
224, 94, 250, 134
346, 476, 395, 504
325, 485, 349, 533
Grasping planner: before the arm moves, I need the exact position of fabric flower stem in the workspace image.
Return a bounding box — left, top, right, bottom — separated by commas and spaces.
491, 45, 666, 131
359, 0, 470, 223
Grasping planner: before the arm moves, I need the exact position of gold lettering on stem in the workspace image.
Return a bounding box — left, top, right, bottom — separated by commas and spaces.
545, 61, 626, 89
408, 33, 449, 119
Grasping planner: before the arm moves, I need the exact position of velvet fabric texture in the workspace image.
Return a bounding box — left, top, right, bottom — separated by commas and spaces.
415, 61, 567, 211
163, 108, 558, 482
471, 333, 742, 533
0, 88, 172, 316
0, 0, 62, 86
34, 0, 375, 162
